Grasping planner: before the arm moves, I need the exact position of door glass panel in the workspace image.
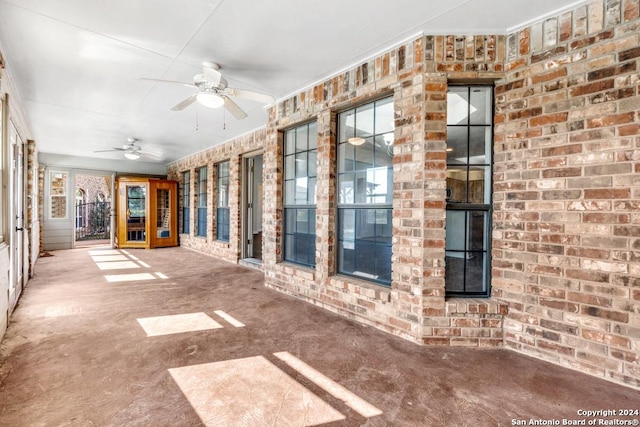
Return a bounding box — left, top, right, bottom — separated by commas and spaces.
156, 188, 171, 239
126, 185, 146, 241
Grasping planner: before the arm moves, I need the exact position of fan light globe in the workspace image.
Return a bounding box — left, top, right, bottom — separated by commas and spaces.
124, 152, 140, 160
197, 93, 225, 108
347, 137, 366, 146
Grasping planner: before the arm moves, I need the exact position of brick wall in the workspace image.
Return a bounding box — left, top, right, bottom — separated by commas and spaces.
75, 175, 111, 204
167, 130, 264, 262
493, 0, 640, 389
167, 0, 640, 390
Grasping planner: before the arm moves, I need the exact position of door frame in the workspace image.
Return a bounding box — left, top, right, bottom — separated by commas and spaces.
8, 121, 26, 310
241, 150, 263, 261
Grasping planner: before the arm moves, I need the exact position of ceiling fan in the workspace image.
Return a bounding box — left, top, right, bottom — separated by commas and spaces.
142, 61, 275, 119
95, 138, 145, 160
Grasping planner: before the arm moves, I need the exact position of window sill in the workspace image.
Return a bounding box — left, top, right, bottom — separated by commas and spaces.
445, 297, 508, 315
276, 262, 316, 281
329, 275, 392, 303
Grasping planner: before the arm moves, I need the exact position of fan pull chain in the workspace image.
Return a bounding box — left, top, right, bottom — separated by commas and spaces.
195, 110, 199, 131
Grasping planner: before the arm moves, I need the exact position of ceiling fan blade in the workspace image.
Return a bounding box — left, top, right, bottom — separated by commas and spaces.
140, 77, 195, 88
171, 94, 198, 111
202, 64, 222, 87
94, 148, 126, 152
228, 88, 275, 104
223, 97, 247, 119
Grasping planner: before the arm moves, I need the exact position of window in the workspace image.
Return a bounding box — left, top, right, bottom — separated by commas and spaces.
216, 161, 230, 242
196, 166, 207, 237
75, 189, 86, 228
284, 122, 317, 267
337, 97, 394, 285
182, 171, 190, 234
49, 171, 69, 219
445, 85, 493, 296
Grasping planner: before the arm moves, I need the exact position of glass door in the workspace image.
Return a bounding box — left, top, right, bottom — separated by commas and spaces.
125, 184, 147, 243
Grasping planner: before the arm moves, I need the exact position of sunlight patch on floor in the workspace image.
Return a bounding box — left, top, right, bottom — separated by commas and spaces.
88, 249, 121, 256
274, 351, 383, 418
105, 273, 157, 282
154, 272, 168, 279
44, 305, 84, 317
91, 255, 129, 262
168, 356, 345, 427
213, 310, 245, 327
137, 312, 223, 336
95, 261, 139, 270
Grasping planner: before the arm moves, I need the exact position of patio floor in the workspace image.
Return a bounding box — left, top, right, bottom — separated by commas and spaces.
1, 246, 638, 426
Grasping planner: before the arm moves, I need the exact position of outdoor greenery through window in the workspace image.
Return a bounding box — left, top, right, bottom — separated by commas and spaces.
197, 166, 207, 237
337, 97, 394, 286
284, 122, 317, 267
216, 161, 230, 242
445, 85, 493, 296
182, 171, 190, 234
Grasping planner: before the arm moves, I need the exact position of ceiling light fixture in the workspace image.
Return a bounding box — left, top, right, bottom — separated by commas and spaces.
124, 151, 140, 160
197, 92, 225, 108
347, 137, 366, 146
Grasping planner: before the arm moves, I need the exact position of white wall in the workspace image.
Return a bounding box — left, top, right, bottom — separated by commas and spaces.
0, 243, 9, 339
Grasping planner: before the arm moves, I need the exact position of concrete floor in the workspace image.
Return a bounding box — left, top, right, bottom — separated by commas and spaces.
1, 246, 639, 427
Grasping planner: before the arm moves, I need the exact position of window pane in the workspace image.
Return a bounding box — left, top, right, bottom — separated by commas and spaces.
295, 153, 307, 178
308, 177, 316, 205
354, 171, 368, 204
295, 209, 309, 233
447, 87, 469, 125
465, 253, 488, 292
445, 256, 465, 292
355, 103, 374, 138
285, 180, 295, 204
295, 125, 307, 151
284, 207, 316, 267
285, 129, 296, 154
375, 98, 394, 134
338, 142, 355, 173
308, 151, 317, 178
285, 155, 295, 180
445, 210, 467, 252
338, 174, 354, 204
295, 177, 308, 204
354, 141, 374, 171
469, 87, 492, 124
446, 126, 468, 164
339, 110, 355, 142
308, 122, 317, 149
469, 127, 490, 164
469, 211, 487, 251
468, 166, 489, 204
285, 209, 295, 234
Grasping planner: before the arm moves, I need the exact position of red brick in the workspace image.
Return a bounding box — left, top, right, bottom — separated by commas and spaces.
586, 112, 636, 128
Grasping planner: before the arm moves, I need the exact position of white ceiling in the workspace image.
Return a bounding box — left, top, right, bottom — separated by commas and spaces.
0, 0, 585, 168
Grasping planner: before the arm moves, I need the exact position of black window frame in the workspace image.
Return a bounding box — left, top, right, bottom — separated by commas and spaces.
216, 161, 230, 242
182, 171, 190, 234
283, 121, 317, 268
196, 166, 207, 238
445, 85, 494, 297
336, 96, 394, 287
